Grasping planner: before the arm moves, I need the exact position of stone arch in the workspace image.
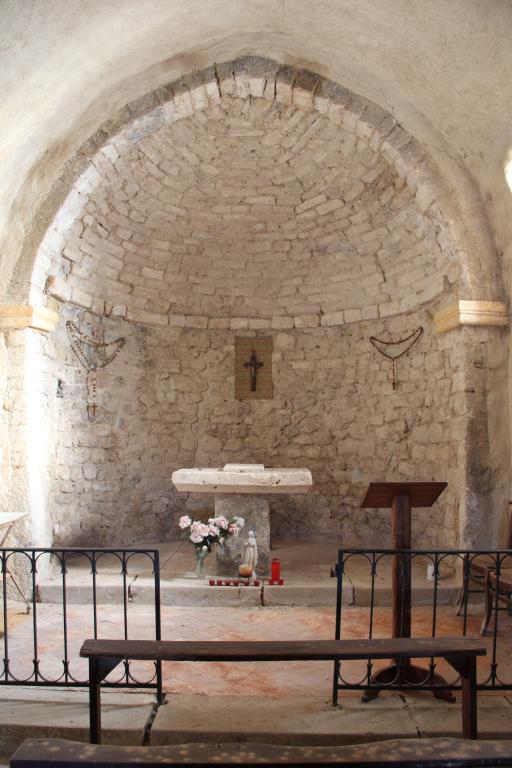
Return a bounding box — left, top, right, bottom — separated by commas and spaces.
2, 57, 508, 551
4, 56, 500, 311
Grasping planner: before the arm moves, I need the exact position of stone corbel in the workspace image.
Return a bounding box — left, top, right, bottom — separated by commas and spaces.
0, 304, 59, 333
434, 300, 509, 334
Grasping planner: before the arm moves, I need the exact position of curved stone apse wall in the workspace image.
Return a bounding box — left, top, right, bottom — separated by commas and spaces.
23, 59, 478, 549
38, 59, 460, 327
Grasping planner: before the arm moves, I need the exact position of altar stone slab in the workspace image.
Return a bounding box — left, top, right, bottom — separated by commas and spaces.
171, 464, 313, 577
171, 466, 312, 495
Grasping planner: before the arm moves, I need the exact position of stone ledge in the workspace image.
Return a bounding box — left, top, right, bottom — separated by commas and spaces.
0, 687, 154, 759
0, 304, 59, 333
435, 300, 509, 333
149, 693, 415, 746
150, 693, 512, 747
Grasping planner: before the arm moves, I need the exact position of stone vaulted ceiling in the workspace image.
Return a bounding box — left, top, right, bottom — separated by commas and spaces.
43, 88, 451, 324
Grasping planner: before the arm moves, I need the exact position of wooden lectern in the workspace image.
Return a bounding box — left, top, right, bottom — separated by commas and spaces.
360, 481, 448, 699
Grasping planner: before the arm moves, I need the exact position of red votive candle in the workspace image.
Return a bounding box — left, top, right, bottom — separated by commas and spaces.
271, 558, 281, 581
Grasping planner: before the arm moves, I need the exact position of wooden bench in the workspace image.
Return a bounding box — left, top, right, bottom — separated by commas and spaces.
11, 736, 512, 767
79, 637, 486, 745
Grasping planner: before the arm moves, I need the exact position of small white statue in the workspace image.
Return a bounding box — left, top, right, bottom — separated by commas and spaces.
242, 530, 258, 578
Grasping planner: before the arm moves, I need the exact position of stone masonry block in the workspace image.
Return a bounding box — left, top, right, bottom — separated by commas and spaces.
321, 311, 344, 327
344, 308, 362, 323
272, 316, 294, 329
294, 315, 319, 328
275, 66, 296, 105
292, 71, 320, 109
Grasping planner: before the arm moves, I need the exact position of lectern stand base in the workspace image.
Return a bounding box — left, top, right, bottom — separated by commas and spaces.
362, 662, 455, 703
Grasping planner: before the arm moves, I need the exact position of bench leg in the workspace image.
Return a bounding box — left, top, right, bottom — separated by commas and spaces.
88, 655, 123, 745
461, 656, 477, 740
89, 658, 102, 745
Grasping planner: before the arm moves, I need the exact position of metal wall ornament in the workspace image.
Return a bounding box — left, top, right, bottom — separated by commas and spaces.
369, 327, 423, 390
66, 317, 126, 420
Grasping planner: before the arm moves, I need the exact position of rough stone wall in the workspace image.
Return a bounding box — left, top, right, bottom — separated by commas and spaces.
2, 58, 506, 553
455, 326, 510, 549
43, 299, 462, 550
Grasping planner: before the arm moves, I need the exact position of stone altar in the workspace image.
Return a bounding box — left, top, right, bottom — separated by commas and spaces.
171, 464, 313, 576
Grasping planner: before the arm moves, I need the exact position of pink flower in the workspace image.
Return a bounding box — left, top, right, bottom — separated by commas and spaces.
212, 516, 229, 530
209, 524, 220, 537
179, 515, 192, 529
190, 531, 204, 544
191, 521, 209, 537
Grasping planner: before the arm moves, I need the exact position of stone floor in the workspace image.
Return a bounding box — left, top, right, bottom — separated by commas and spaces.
0, 540, 511, 759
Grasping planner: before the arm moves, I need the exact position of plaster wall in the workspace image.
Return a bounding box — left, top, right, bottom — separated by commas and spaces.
2, 327, 58, 548
0, 334, 10, 515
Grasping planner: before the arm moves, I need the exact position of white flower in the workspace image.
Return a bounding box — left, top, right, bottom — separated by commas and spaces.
235, 516, 245, 529
228, 523, 239, 536
202, 545, 208, 552
179, 515, 192, 529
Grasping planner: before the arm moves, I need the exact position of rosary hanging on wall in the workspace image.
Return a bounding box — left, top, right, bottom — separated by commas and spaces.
66, 315, 126, 420
369, 327, 423, 390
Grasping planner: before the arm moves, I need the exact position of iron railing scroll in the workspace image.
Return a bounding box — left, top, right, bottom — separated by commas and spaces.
332, 548, 512, 704
0, 547, 162, 698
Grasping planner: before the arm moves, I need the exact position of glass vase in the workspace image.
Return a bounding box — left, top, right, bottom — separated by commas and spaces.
195, 548, 208, 579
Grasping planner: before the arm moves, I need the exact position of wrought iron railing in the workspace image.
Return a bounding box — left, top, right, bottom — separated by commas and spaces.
332, 548, 512, 703
0, 548, 162, 700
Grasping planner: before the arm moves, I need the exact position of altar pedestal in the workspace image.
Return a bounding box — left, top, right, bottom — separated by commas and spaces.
215, 494, 271, 576
172, 464, 313, 577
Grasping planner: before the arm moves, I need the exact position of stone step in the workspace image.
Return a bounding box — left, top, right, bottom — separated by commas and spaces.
36, 575, 463, 608
1, 689, 511, 761
0, 687, 154, 762
150, 692, 512, 746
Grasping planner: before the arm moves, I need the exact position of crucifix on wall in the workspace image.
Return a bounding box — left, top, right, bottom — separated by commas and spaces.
235, 337, 273, 400
244, 350, 263, 391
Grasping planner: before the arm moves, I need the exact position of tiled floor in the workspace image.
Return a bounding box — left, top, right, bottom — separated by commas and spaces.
0, 541, 510, 700
4, 603, 509, 694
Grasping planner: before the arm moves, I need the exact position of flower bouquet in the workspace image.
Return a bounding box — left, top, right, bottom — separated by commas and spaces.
179, 514, 245, 577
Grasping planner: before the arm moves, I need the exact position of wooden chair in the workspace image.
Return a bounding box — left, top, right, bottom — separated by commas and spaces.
480, 567, 512, 635
456, 504, 512, 623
